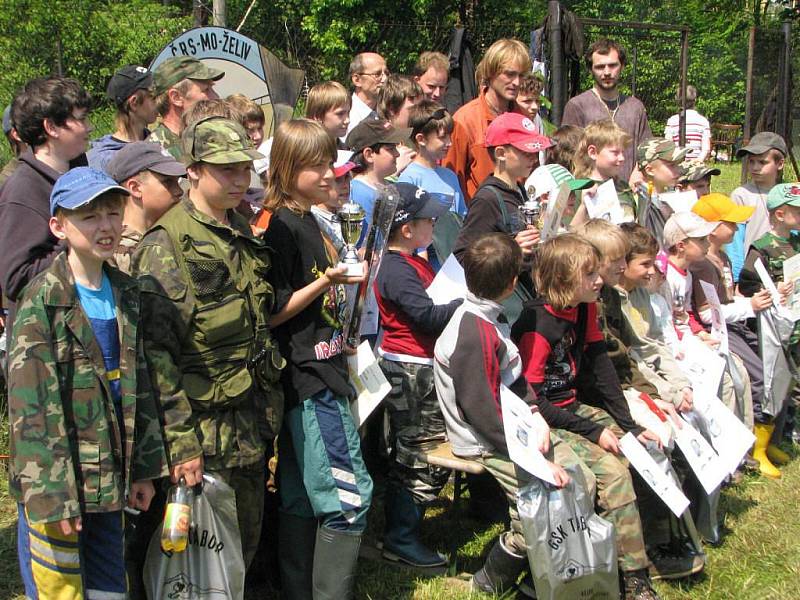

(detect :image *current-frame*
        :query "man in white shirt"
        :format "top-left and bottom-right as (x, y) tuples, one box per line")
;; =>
(664, 86), (711, 162)
(344, 52), (388, 138)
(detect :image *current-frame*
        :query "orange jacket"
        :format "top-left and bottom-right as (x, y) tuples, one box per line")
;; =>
(443, 91), (500, 203)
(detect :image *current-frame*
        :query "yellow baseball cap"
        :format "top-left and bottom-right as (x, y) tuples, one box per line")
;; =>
(692, 193), (754, 224)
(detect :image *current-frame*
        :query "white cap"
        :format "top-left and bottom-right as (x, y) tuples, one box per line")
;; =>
(662, 211), (719, 248)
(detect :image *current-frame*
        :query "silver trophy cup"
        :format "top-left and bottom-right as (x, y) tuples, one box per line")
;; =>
(520, 198), (542, 228)
(336, 201), (366, 276)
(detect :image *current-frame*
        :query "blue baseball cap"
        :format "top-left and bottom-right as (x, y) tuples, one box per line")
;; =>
(50, 167), (129, 215)
(391, 182), (449, 230)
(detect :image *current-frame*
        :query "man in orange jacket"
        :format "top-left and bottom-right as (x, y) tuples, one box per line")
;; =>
(444, 38), (532, 203)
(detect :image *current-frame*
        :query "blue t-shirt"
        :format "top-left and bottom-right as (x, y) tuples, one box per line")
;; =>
(398, 161), (467, 218)
(350, 178), (380, 225)
(76, 274), (123, 436)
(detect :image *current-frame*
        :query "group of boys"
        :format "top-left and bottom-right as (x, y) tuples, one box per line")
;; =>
(0, 32), (797, 600)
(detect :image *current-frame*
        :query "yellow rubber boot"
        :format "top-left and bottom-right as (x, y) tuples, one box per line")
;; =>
(767, 444), (791, 465)
(753, 423), (782, 479)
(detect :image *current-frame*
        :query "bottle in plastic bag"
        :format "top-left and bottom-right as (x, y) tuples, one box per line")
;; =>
(161, 478), (193, 553)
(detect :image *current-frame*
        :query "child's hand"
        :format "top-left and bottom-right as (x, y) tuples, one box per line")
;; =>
(597, 428), (621, 454)
(514, 227), (540, 255)
(777, 281), (793, 306)
(569, 201), (590, 228)
(697, 331), (720, 349)
(325, 263), (367, 285)
(531, 411), (551, 454)
(129, 480), (156, 512)
(548, 462), (571, 488)
(171, 456), (204, 486)
(395, 145), (416, 175)
(652, 397), (682, 429)
(57, 516), (82, 536)
(750, 289), (773, 312)
(637, 428), (662, 449)
(677, 387), (693, 412)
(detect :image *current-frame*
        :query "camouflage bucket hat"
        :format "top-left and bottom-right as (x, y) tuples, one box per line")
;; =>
(637, 139), (689, 169)
(181, 116), (264, 165)
(153, 56), (224, 95)
(678, 159), (721, 184)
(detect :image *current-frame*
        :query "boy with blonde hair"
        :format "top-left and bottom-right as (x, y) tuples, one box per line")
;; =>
(413, 51), (449, 102)
(573, 119), (636, 221)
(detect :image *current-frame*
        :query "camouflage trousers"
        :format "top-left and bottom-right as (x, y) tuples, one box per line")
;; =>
(555, 404), (649, 572)
(378, 359), (450, 505)
(207, 458), (266, 569)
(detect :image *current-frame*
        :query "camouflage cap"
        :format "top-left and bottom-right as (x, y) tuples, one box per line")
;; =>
(153, 56), (224, 95)
(766, 183), (800, 211)
(181, 116), (264, 165)
(678, 159), (721, 184)
(636, 139), (689, 169)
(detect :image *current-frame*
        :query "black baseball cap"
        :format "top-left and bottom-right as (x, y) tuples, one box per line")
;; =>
(346, 118), (411, 154)
(107, 65), (154, 107)
(391, 182), (449, 230)
(107, 141), (187, 183)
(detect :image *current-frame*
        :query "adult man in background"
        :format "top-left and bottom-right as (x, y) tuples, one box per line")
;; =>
(444, 38), (532, 202)
(413, 51), (449, 103)
(345, 52), (388, 137)
(149, 56), (223, 159)
(562, 38), (651, 183)
(664, 85), (711, 161)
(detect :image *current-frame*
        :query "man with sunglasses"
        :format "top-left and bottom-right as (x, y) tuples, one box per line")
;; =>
(345, 52), (389, 138)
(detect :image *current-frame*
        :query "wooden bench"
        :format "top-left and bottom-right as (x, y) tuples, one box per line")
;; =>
(413, 440), (486, 573)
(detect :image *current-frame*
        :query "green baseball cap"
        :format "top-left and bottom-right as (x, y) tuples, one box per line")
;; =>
(766, 183), (800, 211)
(153, 56), (224, 95)
(636, 138), (689, 169)
(181, 116), (264, 165)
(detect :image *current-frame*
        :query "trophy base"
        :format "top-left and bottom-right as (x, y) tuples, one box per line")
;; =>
(338, 261), (363, 277)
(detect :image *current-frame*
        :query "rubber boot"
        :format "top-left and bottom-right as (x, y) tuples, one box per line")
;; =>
(767, 444), (790, 465)
(278, 513), (317, 600)
(382, 487), (446, 567)
(471, 534), (528, 595)
(753, 423), (781, 479)
(312, 525), (361, 600)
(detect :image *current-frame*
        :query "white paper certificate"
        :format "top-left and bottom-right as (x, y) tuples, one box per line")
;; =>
(671, 418), (728, 495)
(619, 433), (690, 517)
(676, 334), (726, 399)
(426, 254), (467, 305)
(659, 190), (698, 213)
(690, 393), (756, 475)
(583, 179), (625, 224)
(782, 253), (800, 321)
(699, 280), (729, 355)
(755, 257), (794, 321)
(499, 385), (557, 484)
(347, 341), (391, 428)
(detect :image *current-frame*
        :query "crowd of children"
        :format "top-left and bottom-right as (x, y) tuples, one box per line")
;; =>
(0, 35), (798, 600)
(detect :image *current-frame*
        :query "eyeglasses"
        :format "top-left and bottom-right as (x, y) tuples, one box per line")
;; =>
(360, 70), (390, 79)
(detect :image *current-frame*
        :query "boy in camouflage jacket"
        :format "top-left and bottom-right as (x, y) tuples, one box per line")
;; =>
(9, 167), (167, 599)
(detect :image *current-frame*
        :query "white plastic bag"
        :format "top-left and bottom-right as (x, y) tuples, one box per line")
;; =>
(144, 475), (245, 600)
(517, 464), (619, 600)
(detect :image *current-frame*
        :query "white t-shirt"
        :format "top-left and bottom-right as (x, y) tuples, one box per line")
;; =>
(664, 109), (711, 161)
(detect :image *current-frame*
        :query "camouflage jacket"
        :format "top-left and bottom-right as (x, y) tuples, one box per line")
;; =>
(132, 198), (284, 472)
(148, 122), (182, 161)
(110, 225), (143, 275)
(739, 231), (800, 297)
(8, 252), (167, 524)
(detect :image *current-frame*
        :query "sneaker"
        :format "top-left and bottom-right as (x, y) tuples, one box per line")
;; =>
(622, 569), (661, 600)
(648, 546), (705, 580)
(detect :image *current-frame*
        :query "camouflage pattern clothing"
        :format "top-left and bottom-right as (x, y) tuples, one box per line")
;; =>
(110, 224), (143, 275)
(132, 197), (283, 472)
(148, 122), (182, 161)
(739, 231), (800, 296)
(378, 359), (449, 504)
(8, 252), (167, 524)
(153, 56), (224, 96)
(636, 139), (689, 171)
(554, 404), (649, 572)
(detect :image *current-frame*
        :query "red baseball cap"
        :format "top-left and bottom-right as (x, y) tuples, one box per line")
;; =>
(485, 112), (553, 153)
